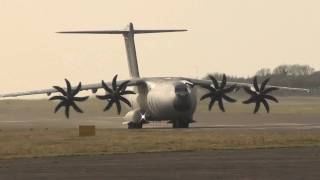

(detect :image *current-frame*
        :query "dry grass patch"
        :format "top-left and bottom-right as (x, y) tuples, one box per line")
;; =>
(0, 128), (320, 159)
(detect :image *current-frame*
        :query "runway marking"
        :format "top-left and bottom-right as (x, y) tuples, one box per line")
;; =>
(0, 117), (123, 123)
(204, 123), (318, 129)
(262, 123), (309, 126)
(0, 121), (28, 123)
(214, 125), (245, 127)
(212, 123), (310, 127)
(103, 117), (123, 119)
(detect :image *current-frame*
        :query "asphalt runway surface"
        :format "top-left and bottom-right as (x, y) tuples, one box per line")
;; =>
(0, 112), (319, 130)
(0, 147), (319, 180)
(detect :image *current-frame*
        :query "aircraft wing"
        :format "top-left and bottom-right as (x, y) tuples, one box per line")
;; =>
(185, 78), (311, 93)
(0, 78), (144, 98)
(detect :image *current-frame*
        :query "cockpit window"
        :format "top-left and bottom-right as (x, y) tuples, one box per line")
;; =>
(175, 84), (188, 93)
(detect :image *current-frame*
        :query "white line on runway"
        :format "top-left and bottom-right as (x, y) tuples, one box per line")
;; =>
(212, 123), (310, 127)
(0, 121), (28, 123)
(262, 123), (309, 126)
(213, 125), (245, 127)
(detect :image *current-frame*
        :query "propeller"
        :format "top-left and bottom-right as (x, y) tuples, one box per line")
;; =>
(49, 79), (89, 118)
(96, 75), (135, 114)
(200, 74), (237, 112)
(243, 76), (279, 113)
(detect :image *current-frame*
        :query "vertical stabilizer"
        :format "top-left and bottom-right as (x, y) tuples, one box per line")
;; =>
(57, 23), (187, 78)
(123, 23), (140, 78)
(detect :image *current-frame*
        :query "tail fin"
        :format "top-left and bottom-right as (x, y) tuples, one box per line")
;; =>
(58, 22), (187, 78)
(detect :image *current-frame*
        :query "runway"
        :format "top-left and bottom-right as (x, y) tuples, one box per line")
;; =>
(0, 112), (319, 130)
(0, 147), (319, 180)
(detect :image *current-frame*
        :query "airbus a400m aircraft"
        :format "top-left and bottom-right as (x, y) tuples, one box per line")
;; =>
(0, 23), (310, 128)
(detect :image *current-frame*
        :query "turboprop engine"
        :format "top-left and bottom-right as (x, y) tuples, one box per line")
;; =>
(123, 109), (147, 129)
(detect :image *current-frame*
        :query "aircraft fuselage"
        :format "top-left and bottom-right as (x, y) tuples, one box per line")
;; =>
(128, 78), (197, 123)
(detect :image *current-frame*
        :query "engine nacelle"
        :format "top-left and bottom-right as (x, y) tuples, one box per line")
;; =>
(123, 109), (146, 128)
(123, 109), (143, 124)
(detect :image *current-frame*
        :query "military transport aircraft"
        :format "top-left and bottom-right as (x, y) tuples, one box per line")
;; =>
(0, 23), (310, 128)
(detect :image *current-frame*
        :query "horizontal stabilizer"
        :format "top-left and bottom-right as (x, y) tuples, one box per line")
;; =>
(57, 30), (127, 34)
(57, 23), (187, 78)
(57, 29), (187, 34)
(134, 29), (187, 34)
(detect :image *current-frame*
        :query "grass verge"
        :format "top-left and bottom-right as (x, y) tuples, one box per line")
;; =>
(0, 128), (320, 159)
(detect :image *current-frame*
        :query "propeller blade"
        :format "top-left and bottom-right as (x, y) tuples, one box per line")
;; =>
(222, 94), (236, 103)
(243, 96), (256, 104)
(104, 100), (114, 111)
(71, 102), (83, 113)
(264, 95), (279, 103)
(96, 94), (112, 100)
(243, 86), (256, 96)
(65, 79), (72, 95)
(262, 87), (279, 95)
(253, 101), (261, 114)
(115, 100), (121, 114)
(119, 96), (132, 107)
(200, 92), (214, 101)
(260, 78), (270, 92)
(72, 82), (82, 96)
(220, 74), (227, 89)
(253, 76), (260, 92)
(102, 80), (113, 93)
(54, 101), (67, 113)
(53, 86), (67, 96)
(261, 99), (270, 113)
(98, 75), (135, 114)
(200, 74), (236, 112)
(112, 75), (118, 91)
(208, 98), (216, 111)
(218, 99), (225, 112)
(65, 105), (70, 118)
(209, 75), (219, 89)
(51, 80), (87, 118)
(73, 96), (89, 102)
(49, 96), (66, 101)
(243, 76), (278, 114)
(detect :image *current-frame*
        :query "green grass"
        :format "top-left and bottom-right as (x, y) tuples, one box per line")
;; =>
(0, 128), (320, 159)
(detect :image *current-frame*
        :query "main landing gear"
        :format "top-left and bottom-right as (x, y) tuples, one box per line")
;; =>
(127, 121), (143, 129)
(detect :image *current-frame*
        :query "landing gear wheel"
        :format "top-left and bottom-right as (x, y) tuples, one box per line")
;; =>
(128, 122), (143, 129)
(172, 120), (189, 128)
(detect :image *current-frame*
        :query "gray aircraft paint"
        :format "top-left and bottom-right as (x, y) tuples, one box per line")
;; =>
(126, 79), (197, 121)
(0, 23), (311, 128)
(123, 23), (140, 78)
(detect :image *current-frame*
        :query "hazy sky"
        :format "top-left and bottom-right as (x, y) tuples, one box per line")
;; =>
(1, 0), (320, 93)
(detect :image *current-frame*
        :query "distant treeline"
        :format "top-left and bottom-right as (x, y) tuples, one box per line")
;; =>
(205, 64), (320, 96)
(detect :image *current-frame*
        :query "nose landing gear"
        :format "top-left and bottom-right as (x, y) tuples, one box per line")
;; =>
(170, 119), (191, 128)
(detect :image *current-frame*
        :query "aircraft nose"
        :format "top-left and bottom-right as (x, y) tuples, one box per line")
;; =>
(173, 91), (191, 112)
(173, 93), (191, 112)
(176, 91), (188, 97)
(173, 83), (192, 112)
